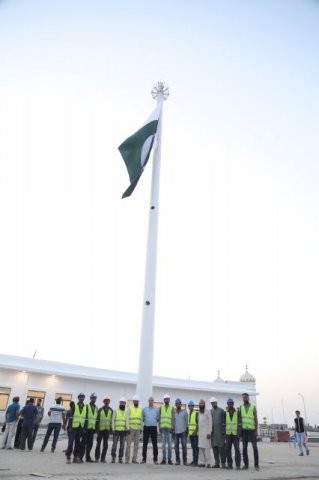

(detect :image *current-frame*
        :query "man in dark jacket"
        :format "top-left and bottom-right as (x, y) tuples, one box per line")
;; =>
(20, 398), (38, 451)
(294, 410), (309, 456)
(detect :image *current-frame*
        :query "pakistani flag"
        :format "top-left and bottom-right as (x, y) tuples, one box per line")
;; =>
(119, 104), (161, 198)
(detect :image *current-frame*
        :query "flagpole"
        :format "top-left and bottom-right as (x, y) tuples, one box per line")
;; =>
(136, 82), (169, 406)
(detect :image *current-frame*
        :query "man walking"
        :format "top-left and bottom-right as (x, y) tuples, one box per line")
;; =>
(85, 393), (98, 462)
(198, 399), (212, 468)
(187, 400), (199, 466)
(65, 393), (87, 464)
(40, 396), (66, 452)
(294, 410), (309, 456)
(240, 392), (259, 471)
(210, 397), (226, 469)
(95, 395), (113, 463)
(111, 397), (129, 463)
(141, 396), (159, 464)
(32, 398), (44, 445)
(159, 394), (174, 465)
(20, 398), (38, 451)
(125, 395), (142, 464)
(173, 398), (188, 465)
(224, 398), (241, 470)
(1, 396), (20, 450)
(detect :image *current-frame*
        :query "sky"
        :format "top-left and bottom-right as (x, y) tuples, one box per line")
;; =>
(0, 0), (319, 425)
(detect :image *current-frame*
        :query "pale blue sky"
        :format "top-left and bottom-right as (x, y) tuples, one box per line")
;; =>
(0, 0), (319, 424)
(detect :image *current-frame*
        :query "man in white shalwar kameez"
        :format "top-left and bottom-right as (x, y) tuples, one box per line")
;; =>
(198, 399), (212, 468)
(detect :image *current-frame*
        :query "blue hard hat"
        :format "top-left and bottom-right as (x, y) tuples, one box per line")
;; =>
(175, 398), (182, 404)
(188, 400), (195, 406)
(227, 397), (234, 404)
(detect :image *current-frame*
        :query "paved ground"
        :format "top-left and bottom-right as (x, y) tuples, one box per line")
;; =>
(0, 435), (318, 480)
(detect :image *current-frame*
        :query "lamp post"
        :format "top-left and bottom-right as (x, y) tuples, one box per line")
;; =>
(271, 407), (274, 425)
(298, 393), (308, 427)
(281, 398), (287, 426)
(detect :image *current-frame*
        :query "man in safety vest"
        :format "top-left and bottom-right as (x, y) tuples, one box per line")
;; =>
(65, 392), (87, 464)
(187, 400), (199, 466)
(224, 398), (241, 470)
(240, 393), (259, 471)
(95, 395), (113, 463)
(125, 395), (143, 464)
(111, 397), (129, 463)
(85, 393), (98, 462)
(159, 393), (174, 465)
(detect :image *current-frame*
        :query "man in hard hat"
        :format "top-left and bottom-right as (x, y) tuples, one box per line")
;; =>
(240, 393), (259, 471)
(187, 400), (199, 466)
(159, 394), (174, 465)
(95, 395), (113, 463)
(210, 397), (226, 469)
(198, 399), (212, 467)
(174, 398), (188, 465)
(141, 396), (159, 465)
(85, 393), (98, 462)
(125, 395), (143, 464)
(111, 397), (129, 464)
(224, 398), (241, 470)
(65, 393), (87, 464)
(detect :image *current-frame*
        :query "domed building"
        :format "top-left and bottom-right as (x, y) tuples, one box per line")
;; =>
(213, 369), (225, 383)
(240, 364), (256, 384)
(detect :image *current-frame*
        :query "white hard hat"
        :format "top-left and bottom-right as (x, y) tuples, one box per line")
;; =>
(132, 395), (139, 401)
(119, 397), (127, 403)
(163, 393), (170, 399)
(210, 396), (217, 403)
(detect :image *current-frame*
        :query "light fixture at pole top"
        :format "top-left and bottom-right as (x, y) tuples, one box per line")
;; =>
(151, 81), (169, 101)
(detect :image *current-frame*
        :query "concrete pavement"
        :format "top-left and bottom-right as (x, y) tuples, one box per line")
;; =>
(0, 434), (318, 480)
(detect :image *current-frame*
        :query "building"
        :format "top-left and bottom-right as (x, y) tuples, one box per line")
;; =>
(0, 354), (257, 422)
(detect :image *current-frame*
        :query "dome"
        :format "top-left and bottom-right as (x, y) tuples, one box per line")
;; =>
(240, 364), (256, 383)
(213, 369), (224, 383)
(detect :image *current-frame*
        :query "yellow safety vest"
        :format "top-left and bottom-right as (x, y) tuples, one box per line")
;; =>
(226, 410), (238, 435)
(114, 408), (127, 431)
(160, 404), (173, 429)
(241, 404), (255, 430)
(129, 407), (142, 429)
(72, 404), (87, 428)
(188, 410), (198, 436)
(99, 408), (112, 431)
(87, 403), (98, 429)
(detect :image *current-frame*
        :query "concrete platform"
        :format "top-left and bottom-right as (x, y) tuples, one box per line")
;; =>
(0, 436), (318, 480)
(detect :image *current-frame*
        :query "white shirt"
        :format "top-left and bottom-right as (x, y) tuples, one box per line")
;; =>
(48, 404), (65, 423)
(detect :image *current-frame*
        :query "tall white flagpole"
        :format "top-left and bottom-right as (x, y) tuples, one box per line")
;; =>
(136, 82), (169, 406)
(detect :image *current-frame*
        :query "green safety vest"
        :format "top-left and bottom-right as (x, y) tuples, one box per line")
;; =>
(188, 410), (198, 436)
(99, 408), (112, 431)
(87, 403), (98, 429)
(114, 408), (127, 431)
(72, 404), (87, 428)
(160, 404), (173, 429)
(241, 404), (255, 430)
(226, 410), (238, 435)
(129, 407), (142, 429)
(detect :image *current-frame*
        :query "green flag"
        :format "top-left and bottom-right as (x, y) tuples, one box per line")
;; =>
(119, 104), (161, 198)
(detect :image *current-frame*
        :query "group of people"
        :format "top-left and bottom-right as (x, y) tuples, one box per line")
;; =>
(1, 391), (261, 471)
(1, 396), (44, 451)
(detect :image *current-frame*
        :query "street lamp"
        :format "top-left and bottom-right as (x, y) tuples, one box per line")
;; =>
(271, 407), (275, 425)
(298, 393), (308, 427)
